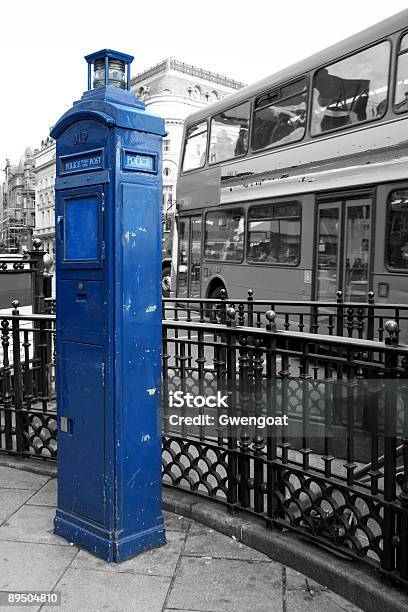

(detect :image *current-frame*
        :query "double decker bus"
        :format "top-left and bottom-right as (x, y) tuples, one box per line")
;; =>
(174, 10), (408, 308)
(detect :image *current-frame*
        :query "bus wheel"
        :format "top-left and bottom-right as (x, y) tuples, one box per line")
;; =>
(162, 266), (171, 297)
(207, 285), (227, 322)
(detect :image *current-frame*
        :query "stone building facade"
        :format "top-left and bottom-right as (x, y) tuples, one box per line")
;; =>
(0, 148), (36, 253)
(33, 137), (56, 255)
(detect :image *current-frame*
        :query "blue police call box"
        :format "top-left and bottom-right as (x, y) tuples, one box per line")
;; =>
(51, 50), (166, 561)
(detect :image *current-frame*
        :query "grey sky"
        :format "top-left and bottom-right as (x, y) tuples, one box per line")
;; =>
(1, 0), (407, 168)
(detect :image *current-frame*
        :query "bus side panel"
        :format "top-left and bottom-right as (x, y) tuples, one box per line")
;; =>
(178, 167), (221, 211)
(202, 193), (315, 301)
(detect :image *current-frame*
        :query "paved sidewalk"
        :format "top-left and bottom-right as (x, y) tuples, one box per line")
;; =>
(0, 465), (361, 612)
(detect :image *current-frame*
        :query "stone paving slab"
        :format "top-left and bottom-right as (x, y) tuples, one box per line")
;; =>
(165, 556), (284, 612)
(0, 488), (35, 520)
(41, 567), (171, 612)
(0, 540), (77, 591)
(285, 567), (329, 592)
(185, 524), (270, 561)
(162, 509), (198, 531)
(25, 479), (56, 507)
(72, 531), (186, 577)
(0, 504), (68, 546)
(0, 466), (48, 490)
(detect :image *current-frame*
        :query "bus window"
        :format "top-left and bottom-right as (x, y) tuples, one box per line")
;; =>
(182, 122), (208, 172)
(311, 41), (390, 135)
(247, 202), (301, 265)
(251, 78), (308, 151)
(394, 33), (408, 112)
(204, 210), (244, 262)
(209, 102), (250, 164)
(387, 190), (408, 269)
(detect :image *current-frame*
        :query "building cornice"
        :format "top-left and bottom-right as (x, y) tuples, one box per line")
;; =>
(132, 58), (245, 90)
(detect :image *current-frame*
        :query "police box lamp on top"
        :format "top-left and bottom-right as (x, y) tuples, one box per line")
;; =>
(84, 49), (134, 91)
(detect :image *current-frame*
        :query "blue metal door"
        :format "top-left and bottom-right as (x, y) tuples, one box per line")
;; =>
(55, 184), (107, 525)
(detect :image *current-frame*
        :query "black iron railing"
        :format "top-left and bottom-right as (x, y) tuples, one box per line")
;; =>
(1, 300), (408, 586)
(162, 311), (408, 587)
(0, 302), (56, 457)
(164, 289), (408, 342)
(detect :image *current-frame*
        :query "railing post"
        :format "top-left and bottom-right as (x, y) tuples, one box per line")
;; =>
(265, 310), (285, 524)
(238, 334), (251, 508)
(28, 238), (45, 314)
(220, 288), (227, 325)
(225, 314), (238, 511)
(11, 301), (25, 453)
(38, 319), (50, 411)
(252, 338), (265, 514)
(336, 290), (344, 337)
(382, 320), (399, 573)
(247, 289), (254, 327)
(1, 319), (13, 451)
(367, 291), (375, 340)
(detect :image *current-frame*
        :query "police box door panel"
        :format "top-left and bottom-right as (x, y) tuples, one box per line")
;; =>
(55, 184), (107, 525)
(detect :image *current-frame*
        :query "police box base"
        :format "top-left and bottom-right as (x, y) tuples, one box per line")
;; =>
(54, 509), (166, 562)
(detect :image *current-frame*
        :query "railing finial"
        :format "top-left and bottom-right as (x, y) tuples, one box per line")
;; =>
(11, 300), (20, 315)
(265, 310), (276, 332)
(226, 306), (236, 327)
(385, 319), (399, 345)
(32, 238), (43, 251)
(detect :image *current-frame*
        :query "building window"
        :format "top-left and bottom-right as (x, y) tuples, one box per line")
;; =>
(163, 139), (171, 152)
(162, 186), (173, 213)
(192, 86), (201, 100)
(163, 167), (171, 177)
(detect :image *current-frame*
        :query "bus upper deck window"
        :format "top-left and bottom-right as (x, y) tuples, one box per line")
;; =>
(394, 33), (408, 112)
(251, 79), (308, 152)
(209, 102), (250, 164)
(387, 190), (408, 270)
(311, 41), (390, 135)
(182, 122), (208, 172)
